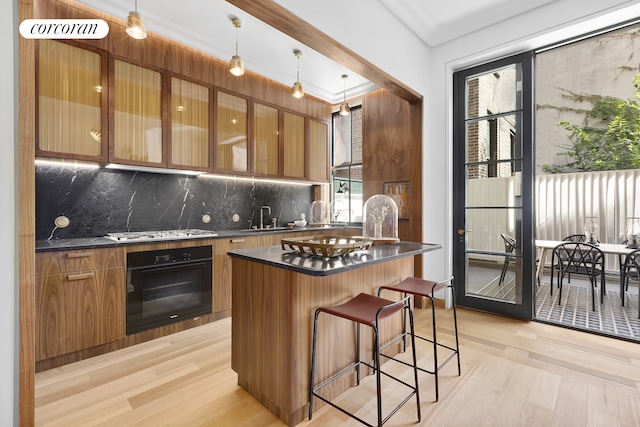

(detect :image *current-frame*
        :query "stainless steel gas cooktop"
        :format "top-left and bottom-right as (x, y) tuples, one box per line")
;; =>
(105, 229), (218, 242)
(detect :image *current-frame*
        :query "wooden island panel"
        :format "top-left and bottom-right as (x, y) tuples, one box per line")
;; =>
(231, 255), (413, 426)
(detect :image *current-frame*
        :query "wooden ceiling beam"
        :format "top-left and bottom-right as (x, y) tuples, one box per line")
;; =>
(227, 0), (422, 103)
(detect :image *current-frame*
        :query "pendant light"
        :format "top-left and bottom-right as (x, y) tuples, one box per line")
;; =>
(291, 49), (304, 99)
(339, 74), (350, 116)
(229, 17), (244, 77)
(125, 0), (147, 40)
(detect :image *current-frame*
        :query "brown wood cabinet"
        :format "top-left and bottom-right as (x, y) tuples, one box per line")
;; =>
(283, 111), (305, 179)
(36, 40), (108, 162)
(111, 59), (163, 166)
(213, 236), (256, 314)
(33, 230), (358, 369)
(36, 40), (331, 182)
(35, 247), (125, 361)
(169, 76), (211, 170)
(215, 90), (248, 173)
(308, 118), (330, 182)
(253, 102), (280, 176)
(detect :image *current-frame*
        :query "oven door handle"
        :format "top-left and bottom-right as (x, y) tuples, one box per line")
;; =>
(132, 259), (211, 273)
(127, 258), (211, 270)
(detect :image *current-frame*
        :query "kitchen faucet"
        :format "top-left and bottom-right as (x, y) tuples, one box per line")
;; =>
(260, 205), (271, 229)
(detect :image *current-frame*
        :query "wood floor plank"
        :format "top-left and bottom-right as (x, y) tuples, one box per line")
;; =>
(618, 392), (640, 426)
(35, 309), (640, 427)
(527, 369), (562, 410)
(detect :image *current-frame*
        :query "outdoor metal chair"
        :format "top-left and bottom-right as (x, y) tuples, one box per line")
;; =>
(560, 234), (596, 284)
(563, 234), (586, 242)
(499, 233), (516, 286)
(551, 242), (605, 311)
(620, 249), (640, 312)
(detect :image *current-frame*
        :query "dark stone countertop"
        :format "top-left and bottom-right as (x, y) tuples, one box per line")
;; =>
(35, 225), (361, 252)
(227, 241), (442, 276)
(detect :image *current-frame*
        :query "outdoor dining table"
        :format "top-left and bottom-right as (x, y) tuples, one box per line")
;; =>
(535, 240), (637, 303)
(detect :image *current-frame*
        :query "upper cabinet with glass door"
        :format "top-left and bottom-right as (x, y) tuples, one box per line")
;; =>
(308, 118), (329, 182)
(253, 102), (280, 176)
(283, 111), (305, 179)
(37, 39), (330, 181)
(216, 91), (248, 174)
(37, 40), (107, 161)
(169, 76), (211, 171)
(111, 59), (163, 166)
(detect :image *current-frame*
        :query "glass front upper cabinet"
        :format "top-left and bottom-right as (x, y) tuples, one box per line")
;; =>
(170, 77), (210, 170)
(216, 91), (248, 173)
(283, 111), (305, 178)
(112, 59), (163, 165)
(309, 118), (329, 181)
(37, 40), (107, 160)
(253, 102), (280, 176)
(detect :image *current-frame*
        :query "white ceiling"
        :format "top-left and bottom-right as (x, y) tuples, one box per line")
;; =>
(73, 0), (556, 103)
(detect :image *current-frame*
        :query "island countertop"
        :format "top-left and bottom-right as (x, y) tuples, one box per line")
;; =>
(227, 241), (441, 276)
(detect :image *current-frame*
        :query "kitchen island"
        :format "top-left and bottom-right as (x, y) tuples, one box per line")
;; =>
(228, 241), (441, 426)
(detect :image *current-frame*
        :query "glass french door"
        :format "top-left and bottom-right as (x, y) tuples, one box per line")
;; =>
(452, 52), (535, 319)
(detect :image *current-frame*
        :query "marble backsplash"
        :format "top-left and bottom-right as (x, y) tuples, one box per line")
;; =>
(35, 164), (314, 241)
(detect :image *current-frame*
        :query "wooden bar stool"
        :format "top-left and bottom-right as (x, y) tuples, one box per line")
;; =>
(308, 292), (421, 427)
(378, 276), (460, 401)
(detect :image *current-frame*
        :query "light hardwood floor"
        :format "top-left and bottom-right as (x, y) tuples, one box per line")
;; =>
(35, 307), (640, 426)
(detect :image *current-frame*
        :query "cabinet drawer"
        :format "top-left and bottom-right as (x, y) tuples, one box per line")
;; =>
(35, 266), (125, 360)
(36, 247), (124, 276)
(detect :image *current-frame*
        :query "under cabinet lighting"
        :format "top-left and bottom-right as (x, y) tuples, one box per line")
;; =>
(35, 159), (100, 169)
(198, 173), (313, 186)
(105, 163), (203, 176)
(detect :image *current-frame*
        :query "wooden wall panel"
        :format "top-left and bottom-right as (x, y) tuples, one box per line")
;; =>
(363, 89), (423, 274)
(19, 0), (36, 424)
(363, 90), (410, 197)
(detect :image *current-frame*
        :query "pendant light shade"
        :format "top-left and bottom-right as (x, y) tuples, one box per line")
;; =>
(229, 18), (244, 77)
(292, 81), (304, 99)
(291, 49), (304, 98)
(126, 0), (147, 40)
(339, 74), (350, 116)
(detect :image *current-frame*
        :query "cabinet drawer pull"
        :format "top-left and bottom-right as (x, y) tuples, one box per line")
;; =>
(66, 251), (95, 259)
(67, 272), (95, 281)
(230, 239), (246, 243)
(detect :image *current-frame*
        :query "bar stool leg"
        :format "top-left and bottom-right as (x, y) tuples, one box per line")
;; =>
(373, 324), (383, 426)
(451, 284), (461, 376)
(356, 323), (361, 384)
(407, 302), (422, 422)
(428, 294), (439, 401)
(308, 309), (320, 420)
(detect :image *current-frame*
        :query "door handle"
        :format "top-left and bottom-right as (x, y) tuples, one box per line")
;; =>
(457, 229), (472, 235)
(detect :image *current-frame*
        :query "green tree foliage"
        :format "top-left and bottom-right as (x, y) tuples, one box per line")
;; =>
(542, 74), (640, 173)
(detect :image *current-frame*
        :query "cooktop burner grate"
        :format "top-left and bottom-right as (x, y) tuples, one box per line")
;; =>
(106, 229), (218, 241)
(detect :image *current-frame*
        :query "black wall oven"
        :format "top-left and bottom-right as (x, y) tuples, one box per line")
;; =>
(126, 245), (212, 335)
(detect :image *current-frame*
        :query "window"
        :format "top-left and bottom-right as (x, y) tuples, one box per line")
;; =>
(332, 105), (363, 223)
